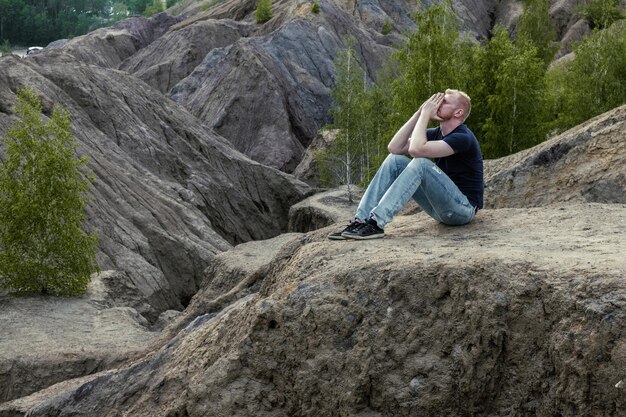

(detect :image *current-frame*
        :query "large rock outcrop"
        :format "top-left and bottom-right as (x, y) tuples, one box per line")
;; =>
(0, 51), (310, 315)
(485, 104), (626, 208)
(127, 0), (419, 171)
(51, 13), (183, 69)
(119, 18), (251, 94)
(1, 203), (624, 416)
(167, 0), (401, 171)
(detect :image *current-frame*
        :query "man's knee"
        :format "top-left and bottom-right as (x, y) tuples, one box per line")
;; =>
(380, 153), (410, 170)
(384, 153), (409, 164)
(407, 157), (433, 171)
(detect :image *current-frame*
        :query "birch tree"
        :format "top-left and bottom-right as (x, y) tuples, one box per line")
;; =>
(481, 26), (547, 157)
(0, 88), (98, 296)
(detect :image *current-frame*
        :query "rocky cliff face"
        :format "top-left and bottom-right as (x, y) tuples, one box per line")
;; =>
(0, 51), (310, 316)
(1, 105), (624, 417)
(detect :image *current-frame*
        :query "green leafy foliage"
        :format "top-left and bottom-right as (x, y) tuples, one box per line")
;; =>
(311, 1), (320, 14)
(389, 2), (472, 130)
(111, 2), (130, 23)
(382, 19), (392, 35)
(143, 0), (165, 16)
(481, 26), (548, 156)
(318, 45), (367, 194)
(0, 0), (153, 46)
(0, 87), (98, 296)
(317, 43), (392, 196)
(548, 21), (626, 129)
(579, 0), (624, 29)
(0, 39), (10, 56)
(256, 0), (272, 24)
(516, 0), (557, 66)
(324, 2), (625, 173)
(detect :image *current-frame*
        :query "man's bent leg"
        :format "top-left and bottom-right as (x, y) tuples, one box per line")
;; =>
(412, 163), (475, 225)
(368, 158), (432, 228)
(355, 154), (411, 220)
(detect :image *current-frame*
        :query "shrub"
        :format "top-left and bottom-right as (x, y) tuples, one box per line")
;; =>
(0, 40), (11, 57)
(578, 0), (624, 29)
(143, 0), (165, 16)
(0, 87), (98, 296)
(311, 2), (320, 14)
(256, 0), (272, 24)
(382, 19), (392, 35)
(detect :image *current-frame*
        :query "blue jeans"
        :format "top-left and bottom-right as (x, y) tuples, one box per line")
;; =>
(356, 154), (476, 228)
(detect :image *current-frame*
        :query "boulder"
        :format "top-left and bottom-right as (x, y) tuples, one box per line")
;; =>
(2, 204), (624, 416)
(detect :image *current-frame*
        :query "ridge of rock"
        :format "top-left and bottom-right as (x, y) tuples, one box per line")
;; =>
(120, 18), (251, 94)
(0, 51), (311, 316)
(485, 104), (626, 207)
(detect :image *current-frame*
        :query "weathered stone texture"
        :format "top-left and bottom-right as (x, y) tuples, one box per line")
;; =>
(0, 52), (310, 316)
(120, 19), (251, 93)
(1, 204), (624, 416)
(485, 105), (626, 208)
(0, 273), (157, 403)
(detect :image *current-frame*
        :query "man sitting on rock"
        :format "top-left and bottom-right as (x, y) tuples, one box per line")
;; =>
(329, 89), (484, 240)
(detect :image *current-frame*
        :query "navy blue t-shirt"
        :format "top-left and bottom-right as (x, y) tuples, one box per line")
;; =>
(427, 124), (484, 209)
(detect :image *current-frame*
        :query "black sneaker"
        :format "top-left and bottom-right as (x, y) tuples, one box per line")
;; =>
(328, 219), (364, 240)
(342, 218), (384, 240)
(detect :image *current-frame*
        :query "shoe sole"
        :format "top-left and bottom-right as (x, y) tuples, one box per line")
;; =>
(341, 233), (385, 240)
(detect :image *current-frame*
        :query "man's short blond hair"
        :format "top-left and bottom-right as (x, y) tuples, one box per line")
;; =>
(445, 89), (471, 122)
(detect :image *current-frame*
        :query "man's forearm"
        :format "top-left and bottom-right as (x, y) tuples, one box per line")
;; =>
(387, 110), (421, 153)
(408, 113), (430, 154)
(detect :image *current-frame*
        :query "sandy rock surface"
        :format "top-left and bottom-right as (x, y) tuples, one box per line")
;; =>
(288, 185), (362, 232)
(0, 275), (157, 403)
(1, 203), (624, 416)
